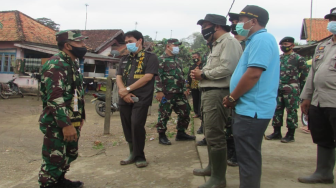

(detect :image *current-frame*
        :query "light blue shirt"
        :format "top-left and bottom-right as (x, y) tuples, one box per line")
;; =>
(230, 29), (280, 119)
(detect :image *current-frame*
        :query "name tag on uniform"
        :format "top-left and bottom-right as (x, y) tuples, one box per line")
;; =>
(134, 74), (145, 79)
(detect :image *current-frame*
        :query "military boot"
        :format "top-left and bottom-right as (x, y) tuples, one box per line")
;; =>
(298, 146), (335, 184)
(57, 172), (84, 188)
(199, 148), (227, 188)
(197, 123), (204, 134)
(281, 128), (295, 143)
(193, 146), (211, 176)
(196, 138), (207, 146)
(176, 130), (196, 141)
(40, 185), (57, 188)
(159, 133), (171, 145)
(120, 142), (134, 165)
(227, 150), (238, 167)
(265, 126), (282, 140)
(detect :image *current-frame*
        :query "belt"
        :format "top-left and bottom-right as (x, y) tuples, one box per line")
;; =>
(200, 87), (228, 92)
(71, 122), (81, 127)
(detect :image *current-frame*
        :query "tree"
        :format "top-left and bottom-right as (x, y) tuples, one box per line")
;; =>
(36, 18), (60, 31)
(143, 35), (153, 42)
(181, 32), (206, 50)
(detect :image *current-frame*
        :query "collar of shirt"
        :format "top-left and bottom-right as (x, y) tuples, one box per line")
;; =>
(129, 50), (144, 59)
(213, 33), (230, 46)
(162, 52), (176, 59)
(280, 51), (295, 58)
(59, 51), (78, 69)
(245, 29), (267, 46)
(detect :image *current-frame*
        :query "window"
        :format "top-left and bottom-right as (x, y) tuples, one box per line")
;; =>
(0, 52), (16, 73)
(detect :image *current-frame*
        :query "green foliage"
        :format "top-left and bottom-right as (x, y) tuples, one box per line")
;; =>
(144, 35), (153, 42)
(36, 17), (60, 31)
(167, 131), (176, 138)
(93, 142), (104, 150)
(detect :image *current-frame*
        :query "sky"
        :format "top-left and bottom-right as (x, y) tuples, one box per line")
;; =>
(1, 0), (334, 45)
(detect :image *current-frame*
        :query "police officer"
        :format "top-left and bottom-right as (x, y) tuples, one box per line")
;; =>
(266, 36), (308, 143)
(155, 38), (195, 145)
(191, 14), (242, 188)
(116, 30), (159, 168)
(298, 7), (336, 184)
(38, 30), (87, 188)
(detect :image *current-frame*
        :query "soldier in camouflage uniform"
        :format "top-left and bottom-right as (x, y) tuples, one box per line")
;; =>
(38, 30), (87, 188)
(266, 36), (309, 143)
(155, 38), (195, 145)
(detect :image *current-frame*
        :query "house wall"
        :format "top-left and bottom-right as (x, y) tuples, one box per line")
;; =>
(99, 46), (112, 56)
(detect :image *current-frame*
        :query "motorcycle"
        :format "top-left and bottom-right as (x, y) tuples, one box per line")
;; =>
(91, 93), (119, 117)
(0, 76), (24, 99)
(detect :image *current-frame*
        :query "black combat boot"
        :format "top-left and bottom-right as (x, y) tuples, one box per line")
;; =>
(196, 138), (207, 146)
(176, 130), (196, 141)
(227, 150), (238, 167)
(298, 146), (335, 184)
(40, 185), (57, 188)
(159, 133), (171, 145)
(227, 139), (238, 167)
(197, 123), (204, 134)
(57, 172), (84, 188)
(281, 128), (295, 143)
(265, 126), (282, 140)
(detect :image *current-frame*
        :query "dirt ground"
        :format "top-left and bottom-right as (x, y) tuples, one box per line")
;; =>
(0, 93), (336, 188)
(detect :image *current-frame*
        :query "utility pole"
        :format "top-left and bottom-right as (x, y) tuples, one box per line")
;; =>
(85, 4), (89, 30)
(170, 30), (172, 38)
(309, 0), (313, 45)
(155, 31), (158, 41)
(135, 22), (138, 30)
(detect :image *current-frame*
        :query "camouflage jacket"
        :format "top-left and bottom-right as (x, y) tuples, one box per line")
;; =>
(39, 51), (85, 128)
(155, 52), (186, 94)
(279, 52), (309, 91)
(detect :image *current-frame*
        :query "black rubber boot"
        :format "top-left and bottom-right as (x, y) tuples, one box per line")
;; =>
(159, 133), (171, 145)
(196, 138), (207, 146)
(120, 142), (134, 165)
(197, 123), (204, 134)
(175, 130), (196, 141)
(298, 146), (335, 184)
(57, 172), (84, 188)
(193, 146), (211, 176)
(198, 148), (227, 188)
(265, 126), (282, 140)
(281, 128), (295, 143)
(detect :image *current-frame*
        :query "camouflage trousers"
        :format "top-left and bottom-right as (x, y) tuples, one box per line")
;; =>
(156, 93), (191, 133)
(272, 84), (300, 129)
(38, 122), (80, 187)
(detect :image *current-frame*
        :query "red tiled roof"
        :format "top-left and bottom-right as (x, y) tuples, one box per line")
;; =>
(0, 10), (57, 45)
(301, 18), (332, 42)
(80, 30), (123, 53)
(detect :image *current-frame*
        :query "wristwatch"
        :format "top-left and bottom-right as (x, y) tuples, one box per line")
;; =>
(228, 95), (236, 103)
(126, 87), (131, 91)
(201, 72), (207, 80)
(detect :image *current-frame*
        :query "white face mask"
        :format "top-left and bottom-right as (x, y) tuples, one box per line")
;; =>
(171, 47), (179, 55)
(327, 21), (336, 34)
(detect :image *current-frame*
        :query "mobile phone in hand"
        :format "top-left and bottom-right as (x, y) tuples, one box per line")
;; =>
(131, 97), (139, 102)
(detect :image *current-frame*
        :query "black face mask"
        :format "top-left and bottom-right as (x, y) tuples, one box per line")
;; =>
(193, 58), (199, 63)
(280, 45), (292, 53)
(230, 24), (238, 35)
(202, 26), (216, 40)
(69, 44), (87, 59)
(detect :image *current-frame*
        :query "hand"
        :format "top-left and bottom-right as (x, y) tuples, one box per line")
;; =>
(123, 93), (136, 104)
(156, 92), (165, 102)
(223, 96), (237, 109)
(184, 89), (190, 96)
(191, 67), (203, 80)
(62, 125), (78, 142)
(301, 99), (311, 115)
(79, 119), (85, 130)
(118, 87), (129, 98)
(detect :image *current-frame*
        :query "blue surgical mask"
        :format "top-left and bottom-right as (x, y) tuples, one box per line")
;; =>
(171, 47), (179, 55)
(126, 42), (138, 53)
(236, 20), (253, 37)
(327, 21), (336, 34)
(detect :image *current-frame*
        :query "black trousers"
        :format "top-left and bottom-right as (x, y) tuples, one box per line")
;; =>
(191, 89), (201, 116)
(309, 105), (336, 149)
(119, 103), (149, 161)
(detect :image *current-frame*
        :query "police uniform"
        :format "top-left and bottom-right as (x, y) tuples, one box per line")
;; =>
(38, 30), (87, 188)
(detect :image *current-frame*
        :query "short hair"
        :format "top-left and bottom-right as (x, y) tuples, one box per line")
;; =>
(192, 52), (201, 57)
(57, 41), (67, 50)
(219, 25), (231, 32)
(124, 30), (144, 46)
(258, 20), (267, 27)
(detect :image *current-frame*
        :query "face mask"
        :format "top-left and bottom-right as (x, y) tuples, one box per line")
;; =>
(126, 42), (139, 53)
(171, 47), (179, 55)
(236, 20), (253, 37)
(69, 44), (87, 59)
(327, 21), (336, 34)
(280, 45), (292, 53)
(202, 26), (216, 40)
(230, 24), (238, 35)
(193, 58), (199, 63)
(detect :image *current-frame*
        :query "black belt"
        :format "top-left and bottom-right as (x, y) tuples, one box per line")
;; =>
(200, 87), (228, 92)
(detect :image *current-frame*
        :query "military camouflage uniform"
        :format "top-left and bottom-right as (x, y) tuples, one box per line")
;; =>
(155, 52), (190, 133)
(38, 31), (86, 187)
(272, 52), (308, 129)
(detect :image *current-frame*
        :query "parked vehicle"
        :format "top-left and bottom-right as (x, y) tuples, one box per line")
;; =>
(91, 93), (118, 117)
(0, 76), (24, 99)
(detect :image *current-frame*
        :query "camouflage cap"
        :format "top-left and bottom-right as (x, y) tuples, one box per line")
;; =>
(163, 38), (182, 46)
(56, 30), (88, 43)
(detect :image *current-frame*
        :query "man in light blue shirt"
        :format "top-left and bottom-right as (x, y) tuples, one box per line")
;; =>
(223, 5), (280, 188)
